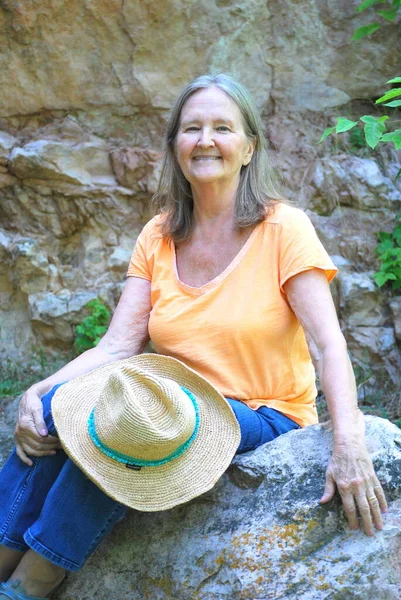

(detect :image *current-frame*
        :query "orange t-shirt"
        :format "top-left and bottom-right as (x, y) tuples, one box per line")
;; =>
(127, 202), (338, 427)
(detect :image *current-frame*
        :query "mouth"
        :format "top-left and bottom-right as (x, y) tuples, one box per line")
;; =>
(193, 156), (222, 161)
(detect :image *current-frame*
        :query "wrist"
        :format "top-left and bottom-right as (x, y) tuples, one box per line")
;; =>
(332, 408), (365, 447)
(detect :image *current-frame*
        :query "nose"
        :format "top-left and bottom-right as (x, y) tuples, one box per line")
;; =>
(197, 127), (215, 148)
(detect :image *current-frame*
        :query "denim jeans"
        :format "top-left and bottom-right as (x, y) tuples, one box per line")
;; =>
(0, 385), (300, 571)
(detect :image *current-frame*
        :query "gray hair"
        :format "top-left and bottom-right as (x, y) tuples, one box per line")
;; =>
(152, 73), (284, 242)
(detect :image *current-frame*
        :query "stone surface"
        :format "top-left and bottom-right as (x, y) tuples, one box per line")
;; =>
(0, 407), (399, 599)
(43, 416), (400, 600)
(390, 297), (401, 343)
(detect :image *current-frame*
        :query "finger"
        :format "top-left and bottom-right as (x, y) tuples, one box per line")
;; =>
(20, 443), (57, 458)
(339, 492), (359, 530)
(25, 434), (61, 447)
(15, 443), (33, 467)
(366, 492), (384, 530)
(31, 405), (48, 437)
(16, 428), (60, 446)
(355, 494), (374, 536)
(373, 482), (388, 513)
(21, 440), (61, 453)
(320, 473), (336, 504)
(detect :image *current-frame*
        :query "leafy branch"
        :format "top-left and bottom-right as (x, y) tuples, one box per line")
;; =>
(318, 77), (401, 155)
(373, 212), (401, 289)
(353, 0), (401, 40)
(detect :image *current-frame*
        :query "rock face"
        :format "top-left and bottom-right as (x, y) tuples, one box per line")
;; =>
(47, 416), (401, 600)
(0, 1), (401, 409)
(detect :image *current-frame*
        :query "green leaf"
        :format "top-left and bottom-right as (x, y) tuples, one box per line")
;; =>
(336, 118), (358, 133)
(352, 23), (381, 39)
(318, 126), (335, 144)
(375, 88), (401, 104)
(380, 129), (401, 149)
(386, 77), (401, 84)
(356, 0), (385, 11)
(376, 7), (399, 20)
(363, 121), (385, 148)
(377, 231), (393, 242)
(384, 99), (401, 107)
(395, 167), (401, 183)
(360, 115), (388, 125)
(373, 271), (394, 287)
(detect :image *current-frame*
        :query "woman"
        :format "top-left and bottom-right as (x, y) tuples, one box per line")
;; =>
(0, 73), (387, 599)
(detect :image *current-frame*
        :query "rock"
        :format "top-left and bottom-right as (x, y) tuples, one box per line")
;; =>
(346, 326), (401, 389)
(311, 156), (401, 215)
(9, 139), (116, 187)
(338, 271), (389, 327)
(0, 131), (18, 164)
(390, 297), (401, 343)
(110, 147), (163, 193)
(47, 416), (401, 600)
(28, 289), (99, 345)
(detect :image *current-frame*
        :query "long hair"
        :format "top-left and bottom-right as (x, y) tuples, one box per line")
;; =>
(152, 73), (284, 242)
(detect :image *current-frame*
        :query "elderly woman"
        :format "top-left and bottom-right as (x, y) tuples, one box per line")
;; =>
(0, 73), (387, 599)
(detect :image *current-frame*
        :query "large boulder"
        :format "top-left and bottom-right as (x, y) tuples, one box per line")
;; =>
(47, 416), (401, 600)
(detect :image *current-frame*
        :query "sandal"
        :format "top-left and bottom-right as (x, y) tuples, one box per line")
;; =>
(0, 580), (47, 599)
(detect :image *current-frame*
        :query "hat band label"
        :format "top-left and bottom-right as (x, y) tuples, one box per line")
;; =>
(87, 386), (200, 469)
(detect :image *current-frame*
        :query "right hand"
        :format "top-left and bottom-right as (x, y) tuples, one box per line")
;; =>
(15, 387), (62, 466)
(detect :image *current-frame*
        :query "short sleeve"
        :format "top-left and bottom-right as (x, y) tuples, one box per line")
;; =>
(278, 208), (338, 292)
(126, 217), (163, 281)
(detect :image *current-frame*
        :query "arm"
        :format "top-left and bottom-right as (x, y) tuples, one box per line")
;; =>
(16, 276), (151, 465)
(283, 268), (388, 536)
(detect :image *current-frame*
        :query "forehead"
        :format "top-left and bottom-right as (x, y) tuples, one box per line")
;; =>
(180, 86), (244, 124)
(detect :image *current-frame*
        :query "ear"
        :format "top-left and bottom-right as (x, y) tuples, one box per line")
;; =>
(243, 139), (256, 166)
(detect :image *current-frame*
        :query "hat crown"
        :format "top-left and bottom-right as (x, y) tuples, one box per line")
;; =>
(93, 366), (197, 462)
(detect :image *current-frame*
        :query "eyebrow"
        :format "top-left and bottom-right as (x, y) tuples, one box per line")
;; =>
(180, 117), (236, 128)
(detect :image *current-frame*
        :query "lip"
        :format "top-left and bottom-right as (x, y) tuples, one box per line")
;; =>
(193, 156), (222, 160)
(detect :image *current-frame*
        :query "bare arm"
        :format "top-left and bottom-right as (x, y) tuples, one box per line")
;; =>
(283, 268), (387, 535)
(16, 276), (151, 465)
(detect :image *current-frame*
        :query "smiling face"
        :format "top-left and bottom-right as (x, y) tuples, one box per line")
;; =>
(175, 86), (255, 189)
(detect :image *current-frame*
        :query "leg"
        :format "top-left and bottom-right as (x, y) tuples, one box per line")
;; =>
(6, 455), (127, 597)
(226, 399), (300, 454)
(6, 549), (65, 597)
(0, 386), (68, 577)
(0, 547), (25, 582)
(1, 384), (127, 596)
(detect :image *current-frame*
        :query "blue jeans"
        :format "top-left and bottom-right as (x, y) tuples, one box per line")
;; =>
(0, 385), (300, 571)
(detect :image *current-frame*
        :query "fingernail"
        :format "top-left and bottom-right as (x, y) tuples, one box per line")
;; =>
(41, 429), (47, 436)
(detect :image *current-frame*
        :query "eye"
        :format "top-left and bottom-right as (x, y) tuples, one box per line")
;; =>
(185, 126), (200, 132)
(217, 126), (230, 132)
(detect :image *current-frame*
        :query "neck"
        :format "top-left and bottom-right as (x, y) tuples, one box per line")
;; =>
(191, 178), (239, 231)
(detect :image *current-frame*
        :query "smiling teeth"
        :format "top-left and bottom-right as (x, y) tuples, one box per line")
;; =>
(194, 157), (221, 160)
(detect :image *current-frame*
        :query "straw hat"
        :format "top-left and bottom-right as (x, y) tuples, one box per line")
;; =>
(52, 354), (241, 512)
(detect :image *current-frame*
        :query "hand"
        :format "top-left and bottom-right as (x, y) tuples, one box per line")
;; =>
(15, 387), (62, 466)
(320, 444), (388, 536)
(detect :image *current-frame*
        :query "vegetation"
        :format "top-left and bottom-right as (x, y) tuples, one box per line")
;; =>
(0, 351), (65, 402)
(352, 0), (401, 41)
(74, 299), (111, 354)
(318, 1), (401, 180)
(373, 212), (401, 289)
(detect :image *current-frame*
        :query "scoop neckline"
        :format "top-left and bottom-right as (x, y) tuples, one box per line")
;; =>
(172, 221), (264, 296)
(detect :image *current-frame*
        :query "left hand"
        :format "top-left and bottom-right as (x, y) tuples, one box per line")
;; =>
(320, 444), (388, 536)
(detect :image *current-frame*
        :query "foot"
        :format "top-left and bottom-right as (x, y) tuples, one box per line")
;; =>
(8, 550), (65, 598)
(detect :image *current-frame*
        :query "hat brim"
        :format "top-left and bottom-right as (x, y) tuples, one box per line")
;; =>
(52, 354), (241, 512)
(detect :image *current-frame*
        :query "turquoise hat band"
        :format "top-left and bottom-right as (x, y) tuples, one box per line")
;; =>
(87, 386), (200, 468)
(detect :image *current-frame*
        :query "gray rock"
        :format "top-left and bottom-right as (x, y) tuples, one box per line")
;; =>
(338, 271), (389, 327)
(49, 416), (401, 600)
(390, 297), (401, 343)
